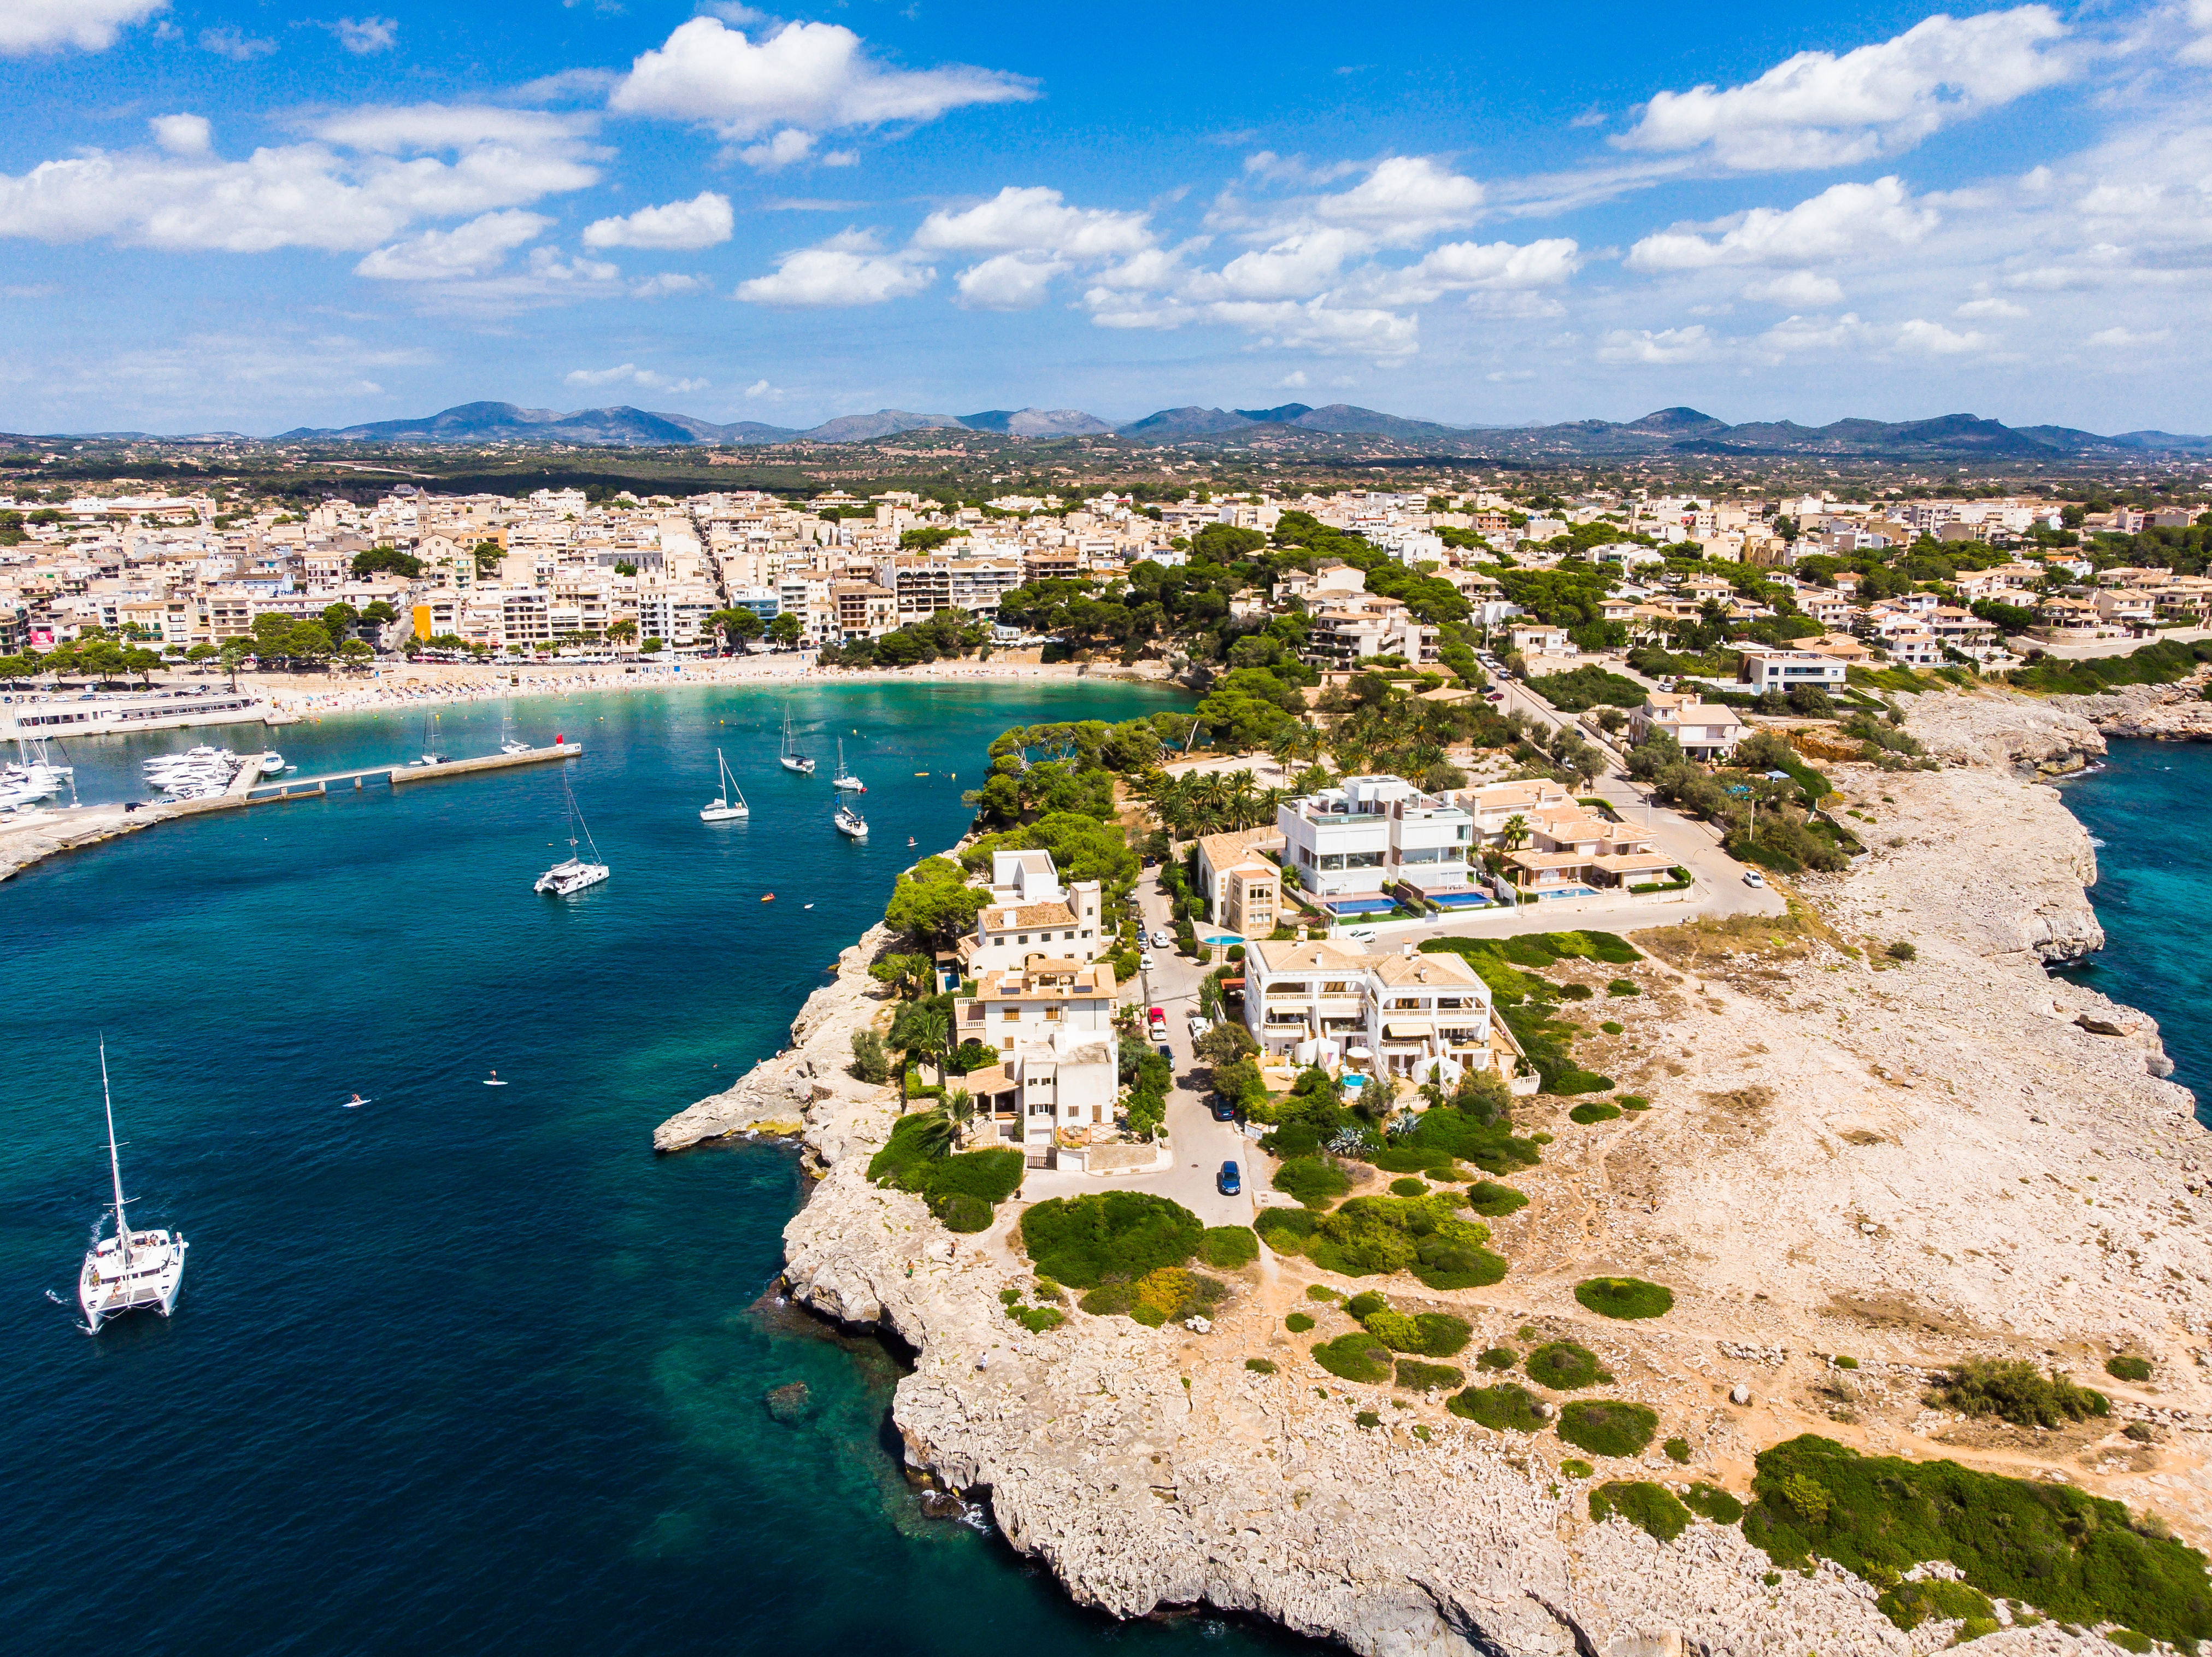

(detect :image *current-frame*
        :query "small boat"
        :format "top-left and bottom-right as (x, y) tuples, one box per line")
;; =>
(258, 752), (289, 775)
(803, 902), (815, 909)
(701, 749), (750, 821)
(409, 710), (448, 767)
(833, 800), (868, 839)
(536, 773), (609, 896)
(498, 712), (530, 756)
(761, 893), (775, 903)
(832, 738), (864, 793)
(78, 1040), (187, 1333)
(780, 710), (815, 775)
(345, 1094), (368, 1108)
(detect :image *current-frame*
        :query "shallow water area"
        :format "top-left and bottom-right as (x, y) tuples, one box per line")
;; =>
(0, 679), (1321, 1657)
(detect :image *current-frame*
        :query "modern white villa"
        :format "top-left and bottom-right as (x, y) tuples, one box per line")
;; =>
(954, 847), (1107, 977)
(959, 956), (1120, 1164)
(1276, 774), (1486, 918)
(1242, 938), (1525, 1088)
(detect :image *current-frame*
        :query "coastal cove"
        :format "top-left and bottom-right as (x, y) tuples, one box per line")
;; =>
(0, 679), (1358, 1657)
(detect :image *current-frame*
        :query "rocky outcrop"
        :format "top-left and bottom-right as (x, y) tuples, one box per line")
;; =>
(2068, 673), (2212, 741)
(1899, 688), (2105, 777)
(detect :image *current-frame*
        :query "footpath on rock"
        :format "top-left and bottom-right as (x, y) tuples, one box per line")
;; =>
(658, 687), (2212, 1657)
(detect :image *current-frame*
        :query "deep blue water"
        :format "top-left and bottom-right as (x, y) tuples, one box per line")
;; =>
(2055, 740), (2212, 1128)
(0, 680), (1315, 1657)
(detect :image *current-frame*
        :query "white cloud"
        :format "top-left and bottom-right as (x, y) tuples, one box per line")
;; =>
(1203, 297), (1419, 358)
(334, 16), (397, 54)
(630, 272), (710, 298)
(0, 0), (165, 54)
(734, 233), (932, 305)
(952, 252), (1067, 310)
(355, 209), (550, 279)
(1627, 177), (1936, 271)
(1620, 7), (2071, 171)
(0, 104), (599, 253)
(1956, 295), (2027, 318)
(1597, 325), (1715, 364)
(1742, 271), (1845, 305)
(1894, 317), (1991, 354)
(1758, 312), (1867, 354)
(583, 191), (733, 250)
(1368, 237), (1582, 304)
(200, 25), (274, 60)
(401, 244), (625, 314)
(148, 113), (210, 157)
(564, 363), (708, 393)
(744, 378), (780, 397)
(1278, 370), (1309, 387)
(915, 185), (1154, 260)
(739, 128), (816, 171)
(1311, 155), (1483, 245)
(2087, 325), (2169, 347)
(1189, 227), (1369, 301)
(608, 17), (1036, 142)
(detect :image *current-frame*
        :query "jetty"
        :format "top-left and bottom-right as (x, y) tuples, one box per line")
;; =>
(243, 741), (583, 802)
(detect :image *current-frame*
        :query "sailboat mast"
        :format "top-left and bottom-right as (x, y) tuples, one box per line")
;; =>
(99, 1038), (131, 1266)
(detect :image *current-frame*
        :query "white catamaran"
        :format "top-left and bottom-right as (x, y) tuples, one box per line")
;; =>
(536, 772), (610, 896)
(779, 710), (815, 775)
(831, 738), (864, 793)
(78, 1041), (188, 1333)
(700, 748), (750, 821)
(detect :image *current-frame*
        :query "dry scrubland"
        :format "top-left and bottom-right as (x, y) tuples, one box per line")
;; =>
(667, 689), (2210, 1657)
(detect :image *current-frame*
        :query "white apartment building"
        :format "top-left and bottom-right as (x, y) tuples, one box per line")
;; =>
(1242, 939), (1502, 1083)
(960, 959), (1120, 1164)
(955, 849), (1107, 977)
(1737, 647), (1847, 690)
(1628, 693), (1745, 761)
(1277, 774), (1479, 918)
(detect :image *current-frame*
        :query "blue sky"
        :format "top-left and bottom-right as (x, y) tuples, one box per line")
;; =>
(1, 0), (2208, 436)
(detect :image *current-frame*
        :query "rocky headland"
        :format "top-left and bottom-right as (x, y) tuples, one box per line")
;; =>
(658, 688), (2211, 1657)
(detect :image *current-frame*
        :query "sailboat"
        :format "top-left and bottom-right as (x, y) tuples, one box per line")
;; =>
(833, 797), (869, 839)
(536, 772), (610, 895)
(779, 710), (815, 775)
(701, 749), (750, 821)
(499, 712), (530, 756)
(832, 738), (864, 793)
(77, 1040), (188, 1333)
(408, 710), (448, 767)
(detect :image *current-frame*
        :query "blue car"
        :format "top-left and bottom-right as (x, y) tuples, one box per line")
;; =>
(1209, 1098), (1236, 1123)
(1216, 1160), (1241, 1195)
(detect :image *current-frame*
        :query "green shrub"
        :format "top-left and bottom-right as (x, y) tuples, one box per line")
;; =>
(1886, 940), (1916, 962)
(1664, 1437), (1691, 1464)
(1617, 1094), (1650, 1112)
(1477, 1345), (1517, 1371)
(1832, 1355), (1858, 1370)
(1568, 1101), (1622, 1125)
(1463, 1180), (1528, 1217)
(850, 1027), (892, 1083)
(866, 1114), (1025, 1228)
(1197, 1225), (1260, 1269)
(1395, 1359), (1464, 1392)
(1355, 1409), (1381, 1429)
(1361, 1307), (1473, 1356)
(1311, 1333), (1393, 1383)
(1557, 982), (1593, 1001)
(1744, 1435), (2212, 1644)
(1255, 1207), (1317, 1254)
(2105, 1354), (2152, 1383)
(1557, 1400), (1658, 1457)
(1590, 1480), (1691, 1543)
(1560, 1458), (1594, 1479)
(1285, 1312), (1315, 1333)
(1274, 1156), (1352, 1208)
(1575, 1276), (1674, 1319)
(1448, 1383), (1546, 1431)
(1876, 1579), (1995, 1634)
(1345, 1290), (1388, 1319)
(1599, 1021), (1625, 1036)
(1388, 1177), (1428, 1197)
(1932, 1358), (2107, 1427)
(1606, 979), (1639, 996)
(1020, 1191), (1203, 1287)
(1009, 1304), (1064, 1333)
(1683, 1483), (1744, 1525)
(935, 1193), (993, 1231)
(1110, 1267), (1226, 1326)
(1245, 1357), (1276, 1374)
(1271, 1194), (1507, 1289)
(1079, 1282), (1133, 1315)
(1304, 1282), (1342, 1302)
(1526, 1341), (1608, 1390)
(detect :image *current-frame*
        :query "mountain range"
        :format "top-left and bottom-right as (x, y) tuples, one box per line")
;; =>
(56, 400), (2212, 459)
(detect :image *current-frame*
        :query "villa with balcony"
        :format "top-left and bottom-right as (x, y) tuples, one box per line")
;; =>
(1276, 774), (1484, 918)
(1242, 938), (1518, 1085)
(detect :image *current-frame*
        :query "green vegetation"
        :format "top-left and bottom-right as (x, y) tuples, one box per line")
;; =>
(1932, 1358), (2107, 1427)
(1380, 1068), (1545, 1177)
(1078, 1266), (1227, 1326)
(1663, 1437), (1691, 1464)
(1395, 1359), (1464, 1392)
(1257, 1194), (1505, 1289)
(1525, 1341), (1609, 1390)
(1245, 1358), (1278, 1375)
(881, 856), (989, 950)
(1359, 1304), (1473, 1357)
(1387, 1176), (1428, 1197)
(1598, 1021), (1625, 1036)
(1589, 1481), (1691, 1543)
(1876, 1579), (1996, 1637)
(1523, 665), (1651, 712)
(1556, 1400), (1659, 1458)
(1448, 1383), (1546, 1431)
(2105, 1354), (2153, 1383)
(1285, 1312), (1315, 1333)
(1682, 1483), (1744, 1525)
(1559, 1458), (1595, 1480)
(863, 1112), (1025, 1230)
(1477, 1345), (1518, 1371)
(1575, 1277), (1675, 1320)
(1311, 1333), (1395, 1383)
(1019, 1191), (1203, 1287)
(1744, 1435), (2210, 1645)
(849, 1029), (892, 1084)
(1617, 1095), (1651, 1112)
(1606, 978), (1639, 996)
(1274, 1155), (1352, 1208)
(1419, 932), (1637, 1094)
(1197, 1226), (1260, 1269)
(1304, 1283), (1342, 1302)
(2007, 637), (2212, 696)
(1355, 1409), (1382, 1429)
(1007, 1303), (1065, 1333)
(1463, 1180), (1528, 1217)
(1568, 1101), (1621, 1125)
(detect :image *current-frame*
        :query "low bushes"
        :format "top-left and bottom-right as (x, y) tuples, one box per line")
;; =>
(1745, 1434), (2210, 1644)
(866, 1113), (1025, 1231)
(1606, 979), (1639, 997)
(1526, 1340), (1609, 1390)
(1273, 1155), (1352, 1208)
(1876, 1580), (1996, 1638)
(1931, 1358), (2106, 1426)
(1258, 1194), (1507, 1290)
(2106, 1354), (2153, 1383)
(1477, 1345), (1517, 1371)
(1311, 1333), (1395, 1383)
(1245, 1357), (1277, 1374)
(1449, 1383), (1545, 1431)
(1568, 1101), (1621, 1125)
(1284, 1312), (1315, 1333)
(1576, 1276), (1674, 1320)
(1682, 1483), (1744, 1525)
(1556, 1400), (1658, 1457)
(1590, 1480), (1690, 1543)
(1197, 1225), (1260, 1268)
(1020, 1191), (1203, 1287)
(1395, 1359), (1464, 1392)
(1078, 1267), (1226, 1326)
(1463, 1180), (1528, 1217)
(1361, 1305), (1473, 1357)
(1663, 1437), (1691, 1464)
(1387, 1177), (1428, 1197)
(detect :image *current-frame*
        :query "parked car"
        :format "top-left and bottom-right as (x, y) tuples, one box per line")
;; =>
(1157, 1042), (1176, 1062)
(1187, 1014), (1211, 1039)
(1209, 1098), (1237, 1123)
(1147, 1006), (1168, 1036)
(1138, 951), (1155, 971)
(1151, 928), (1174, 949)
(1346, 926), (1379, 943)
(1743, 870), (1766, 888)
(1216, 1160), (1242, 1195)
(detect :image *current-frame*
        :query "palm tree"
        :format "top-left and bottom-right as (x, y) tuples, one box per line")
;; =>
(1501, 813), (1529, 850)
(909, 1007), (950, 1086)
(1222, 769), (1260, 830)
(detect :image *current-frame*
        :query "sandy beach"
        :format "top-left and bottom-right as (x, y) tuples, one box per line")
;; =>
(245, 651), (1174, 720)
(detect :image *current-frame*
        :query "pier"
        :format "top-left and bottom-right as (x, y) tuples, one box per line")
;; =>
(242, 741), (583, 802)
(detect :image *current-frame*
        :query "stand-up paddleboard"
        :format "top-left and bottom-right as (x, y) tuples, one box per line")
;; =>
(484, 1070), (507, 1086)
(344, 1094), (373, 1108)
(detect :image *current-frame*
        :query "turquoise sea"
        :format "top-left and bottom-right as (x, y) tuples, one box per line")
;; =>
(2054, 739), (2212, 1128)
(0, 680), (1315, 1657)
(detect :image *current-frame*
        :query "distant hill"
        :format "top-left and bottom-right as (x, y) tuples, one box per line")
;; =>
(211, 398), (2212, 457)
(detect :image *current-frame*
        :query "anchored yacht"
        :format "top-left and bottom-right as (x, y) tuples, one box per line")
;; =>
(700, 748), (750, 821)
(536, 772), (610, 896)
(833, 799), (868, 839)
(78, 1042), (188, 1333)
(779, 710), (815, 775)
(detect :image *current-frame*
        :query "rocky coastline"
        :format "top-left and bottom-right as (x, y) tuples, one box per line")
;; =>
(657, 688), (2211, 1657)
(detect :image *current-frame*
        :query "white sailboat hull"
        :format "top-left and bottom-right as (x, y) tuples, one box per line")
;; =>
(699, 801), (749, 821)
(536, 858), (610, 896)
(780, 756), (815, 774)
(79, 1229), (187, 1332)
